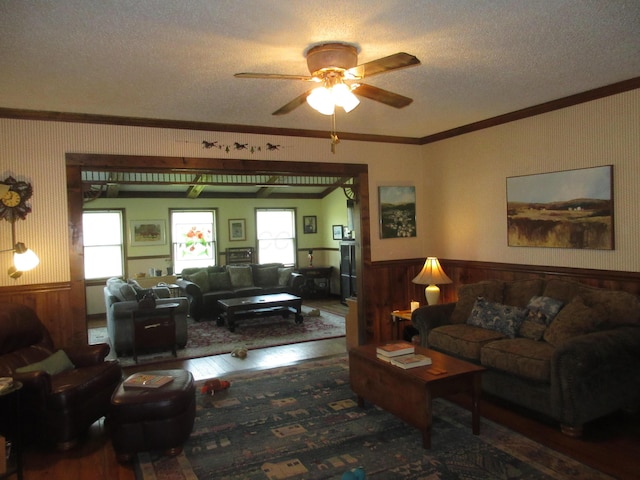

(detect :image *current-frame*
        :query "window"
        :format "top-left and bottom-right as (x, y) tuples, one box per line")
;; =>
(171, 210), (217, 274)
(256, 209), (296, 265)
(83, 210), (124, 279)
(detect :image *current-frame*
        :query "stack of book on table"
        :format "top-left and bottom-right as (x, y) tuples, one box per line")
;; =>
(376, 342), (432, 369)
(123, 372), (174, 389)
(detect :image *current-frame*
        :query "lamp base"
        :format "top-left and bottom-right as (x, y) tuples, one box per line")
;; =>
(425, 284), (440, 305)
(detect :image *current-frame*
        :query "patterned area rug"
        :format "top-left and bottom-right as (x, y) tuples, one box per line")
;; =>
(90, 306), (345, 367)
(135, 356), (612, 480)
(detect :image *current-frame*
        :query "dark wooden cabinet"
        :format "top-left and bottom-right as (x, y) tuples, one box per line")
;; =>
(340, 241), (356, 303)
(131, 303), (179, 363)
(296, 266), (333, 298)
(226, 247), (254, 264)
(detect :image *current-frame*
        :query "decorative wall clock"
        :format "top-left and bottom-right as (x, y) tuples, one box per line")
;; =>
(0, 176), (33, 222)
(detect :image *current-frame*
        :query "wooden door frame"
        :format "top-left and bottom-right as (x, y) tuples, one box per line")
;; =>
(66, 154), (370, 345)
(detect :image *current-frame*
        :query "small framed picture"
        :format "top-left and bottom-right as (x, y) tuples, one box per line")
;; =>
(332, 225), (344, 240)
(303, 215), (317, 234)
(130, 220), (166, 246)
(229, 218), (246, 241)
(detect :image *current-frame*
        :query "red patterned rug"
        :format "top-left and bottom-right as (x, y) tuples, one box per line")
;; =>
(92, 305), (345, 367)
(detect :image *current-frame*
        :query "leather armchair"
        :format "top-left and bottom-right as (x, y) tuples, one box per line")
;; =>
(0, 303), (122, 450)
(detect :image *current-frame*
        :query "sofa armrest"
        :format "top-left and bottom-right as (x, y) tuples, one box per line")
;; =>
(152, 286), (171, 298)
(176, 279), (202, 298)
(13, 370), (53, 404)
(288, 272), (305, 293)
(551, 326), (640, 425)
(65, 343), (111, 367)
(411, 302), (456, 347)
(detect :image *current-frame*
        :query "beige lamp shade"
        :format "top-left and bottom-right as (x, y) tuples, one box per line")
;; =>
(412, 257), (452, 305)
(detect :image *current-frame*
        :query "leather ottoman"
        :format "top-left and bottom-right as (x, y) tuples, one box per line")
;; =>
(109, 369), (195, 462)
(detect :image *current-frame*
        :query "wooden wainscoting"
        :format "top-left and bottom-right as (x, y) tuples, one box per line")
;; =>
(2, 258), (639, 351)
(364, 258), (640, 345)
(0, 282), (82, 348)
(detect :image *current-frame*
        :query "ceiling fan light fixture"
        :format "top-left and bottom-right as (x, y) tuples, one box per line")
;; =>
(306, 86), (335, 115)
(332, 83), (360, 112)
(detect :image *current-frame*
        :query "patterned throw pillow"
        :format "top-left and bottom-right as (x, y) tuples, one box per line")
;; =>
(253, 266), (279, 287)
(227, 265), (254, 288)
(543, 296), (601, 347)
(208, 271), (232, 290)
(106, 277), (137, 302)
(185, 269), (210, 293)
(278, 267), (294, 286)
(450, 280), (504, 324)
(518, 295), (565, 341)
(467, 297), (527, 339)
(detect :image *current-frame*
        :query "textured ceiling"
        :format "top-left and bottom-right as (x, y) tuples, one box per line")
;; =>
(1, 1), (639, 139)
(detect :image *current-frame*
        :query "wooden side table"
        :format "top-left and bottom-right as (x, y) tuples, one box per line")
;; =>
(391, 309), (413, 340)
(0, 381), (23, 480)
(131, 303), (179, 362)
(296, 266), (333, 298)
(165, 284), (181, 298)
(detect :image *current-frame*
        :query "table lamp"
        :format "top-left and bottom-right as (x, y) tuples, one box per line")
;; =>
(412, 257), (452, 305)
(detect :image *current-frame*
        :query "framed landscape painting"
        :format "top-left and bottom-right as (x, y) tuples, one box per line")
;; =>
(130, 220), (166, 246)
(506, 165), (613, 249)
(379, 186), (416, 239)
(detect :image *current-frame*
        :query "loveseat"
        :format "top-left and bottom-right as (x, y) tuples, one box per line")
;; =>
(104, 277), (189, 357)
(412, 278), (640, 436)
(176, 263), (304, 321)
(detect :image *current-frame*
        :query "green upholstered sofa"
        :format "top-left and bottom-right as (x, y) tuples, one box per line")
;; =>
(411, 278), (640, 436)
(176, 263), (304, 321)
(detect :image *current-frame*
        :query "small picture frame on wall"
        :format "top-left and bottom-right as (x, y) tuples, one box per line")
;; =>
(229, 218), (246, 241)
(332, 225), (343, 240)
(130, 220), (166, 246)
(303, 215), (317, 234)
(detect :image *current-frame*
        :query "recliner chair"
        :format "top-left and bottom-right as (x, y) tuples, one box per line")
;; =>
(0, 303), (122, 450)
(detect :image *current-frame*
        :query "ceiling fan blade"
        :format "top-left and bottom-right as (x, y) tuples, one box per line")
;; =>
(352, 84), (413, 108)
(272, 90), (312, 115)
(234, 72), (315, 81)
(347, 52), (420, 79)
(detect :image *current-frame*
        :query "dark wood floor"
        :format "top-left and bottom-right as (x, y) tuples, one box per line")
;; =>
(21, 323), (640, 480)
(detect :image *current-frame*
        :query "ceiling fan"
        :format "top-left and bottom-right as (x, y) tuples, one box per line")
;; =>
(234, 42), (421, 116)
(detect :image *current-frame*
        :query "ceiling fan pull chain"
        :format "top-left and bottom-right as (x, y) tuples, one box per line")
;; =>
(330, 113), (340, 154)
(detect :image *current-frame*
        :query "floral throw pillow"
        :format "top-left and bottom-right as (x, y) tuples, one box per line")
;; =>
(526, 296), (564, 325)
(518, 295), (564, 341)
(467, 297), (528, 339)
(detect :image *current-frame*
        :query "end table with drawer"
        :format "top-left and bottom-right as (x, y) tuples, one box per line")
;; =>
(296, 266), (333, 298)
(131, 303), (180, 362)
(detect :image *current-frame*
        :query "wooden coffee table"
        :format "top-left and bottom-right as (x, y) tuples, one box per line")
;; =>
(348, 344), (485, 449)
(217, 293), (303, 332)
